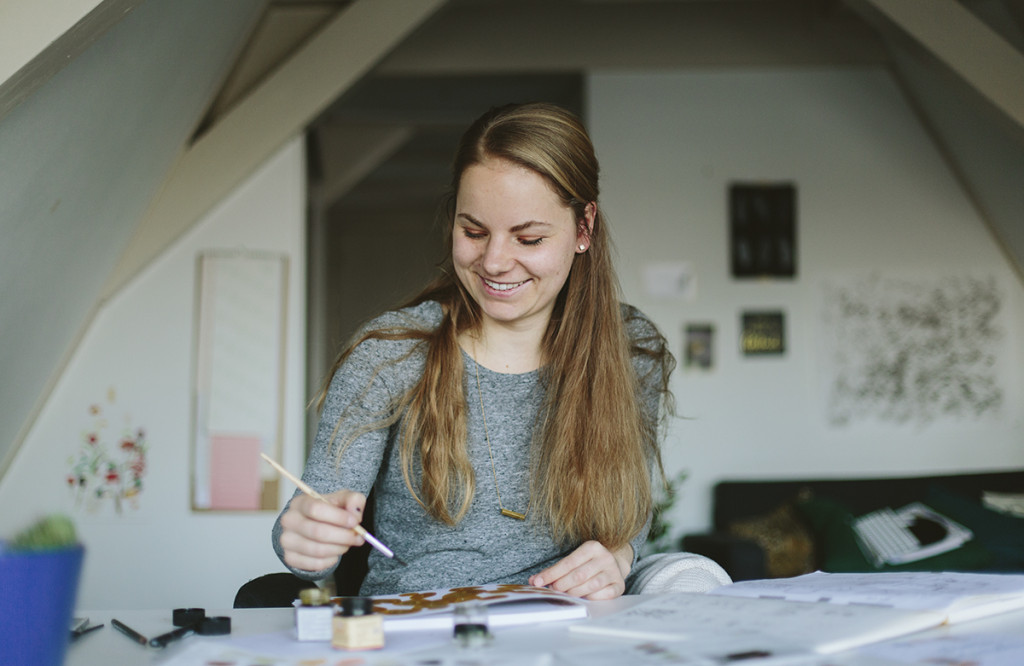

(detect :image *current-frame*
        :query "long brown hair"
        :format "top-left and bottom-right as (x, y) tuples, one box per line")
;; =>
(319, 103), (674, 550)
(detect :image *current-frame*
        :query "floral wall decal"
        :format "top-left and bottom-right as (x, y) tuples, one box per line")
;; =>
(66, 388), (149, 513)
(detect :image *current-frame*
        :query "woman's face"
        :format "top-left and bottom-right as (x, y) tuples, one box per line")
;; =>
(452, 157), (589, 336)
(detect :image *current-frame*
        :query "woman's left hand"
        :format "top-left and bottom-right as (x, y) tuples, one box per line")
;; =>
(528, 540), (633, 600)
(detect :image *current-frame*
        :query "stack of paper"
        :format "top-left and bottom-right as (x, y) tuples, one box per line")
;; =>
(570, 571), (1024, 661)
(569, 592), (943, 657)
(714, 571), (1024, 624)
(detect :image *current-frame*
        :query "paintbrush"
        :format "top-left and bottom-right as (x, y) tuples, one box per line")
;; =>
(260, 452), (407, 566)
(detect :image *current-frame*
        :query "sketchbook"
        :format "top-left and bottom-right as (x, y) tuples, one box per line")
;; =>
(569, 591), (943, 657)
(712, 571), (1024, 624)
(363, 584), (589, 632)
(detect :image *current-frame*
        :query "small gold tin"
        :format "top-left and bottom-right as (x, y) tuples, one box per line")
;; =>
(332, 597), (384, 651)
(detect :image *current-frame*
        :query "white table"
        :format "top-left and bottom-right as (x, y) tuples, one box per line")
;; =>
(66, 599), (1024, 665)
(66, 596), (642, 665)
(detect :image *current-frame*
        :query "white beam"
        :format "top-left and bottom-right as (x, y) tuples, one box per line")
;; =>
(863, 0), (1024, 130)
(100, 0), (447, 302)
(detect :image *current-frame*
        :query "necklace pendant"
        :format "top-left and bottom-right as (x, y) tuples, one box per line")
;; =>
(500, 508), (526, 520)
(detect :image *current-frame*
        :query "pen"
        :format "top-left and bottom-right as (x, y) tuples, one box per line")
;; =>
(149, 623), (195, 648)
(112, 618), (148, 646)
(70, 621), (104, 640)
(260, 452), (407, 566)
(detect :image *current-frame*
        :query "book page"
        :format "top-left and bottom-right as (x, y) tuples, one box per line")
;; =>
(859, 633), (1024, 666)
(713, 571), (1024, 618)
(558, 641), (757, 666)
(570, 592), (942, 656)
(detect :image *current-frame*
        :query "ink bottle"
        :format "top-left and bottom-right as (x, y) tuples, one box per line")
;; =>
(295, 586), (334, 641)
(453, 601), (492, 648)
(332, 597), (384, 651)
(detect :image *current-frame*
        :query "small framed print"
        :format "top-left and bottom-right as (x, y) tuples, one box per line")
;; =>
(684, 323), (715, 370)
(741, 311), (785, 356)
(729, 183), (797, 278)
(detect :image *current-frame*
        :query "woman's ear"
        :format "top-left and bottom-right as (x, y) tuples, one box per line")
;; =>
(577, 202), (596, 252)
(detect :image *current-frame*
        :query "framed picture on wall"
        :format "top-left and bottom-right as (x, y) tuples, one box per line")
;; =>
(729, 182), (797, 278)
(684, 323), (715, 370)
(741, 310), (785, 356)
(191, 250), (290, 512)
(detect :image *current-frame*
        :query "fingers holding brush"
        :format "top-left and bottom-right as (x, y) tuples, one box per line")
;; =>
(279, 489), (366, 572)
(264, 453), (405, 567)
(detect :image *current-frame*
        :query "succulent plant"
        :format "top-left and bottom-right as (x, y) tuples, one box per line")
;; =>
(9, 514), (78, 551)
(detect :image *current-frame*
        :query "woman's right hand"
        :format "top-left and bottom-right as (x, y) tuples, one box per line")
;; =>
(278, 489), (367, 573)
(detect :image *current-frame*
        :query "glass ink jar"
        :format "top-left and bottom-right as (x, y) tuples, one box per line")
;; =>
(295, 587), (334, 641)
(453, 601), (492, 648)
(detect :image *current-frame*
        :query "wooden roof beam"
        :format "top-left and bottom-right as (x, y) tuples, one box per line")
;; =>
(861, 0), (1024, 131)
(100, 0), (446, 302)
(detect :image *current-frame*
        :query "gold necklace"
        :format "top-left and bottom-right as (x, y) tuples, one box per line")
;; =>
(471, 346), (528, 520)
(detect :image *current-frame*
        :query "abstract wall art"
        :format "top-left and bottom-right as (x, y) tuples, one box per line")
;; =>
(822, 274), (1005, 427)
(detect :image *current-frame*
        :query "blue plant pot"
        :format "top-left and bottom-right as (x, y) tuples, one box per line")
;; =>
(0, 543), (85, 666)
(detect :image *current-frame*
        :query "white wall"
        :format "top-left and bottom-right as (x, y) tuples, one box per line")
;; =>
(0, 138), (307, 610)
(589, 69), (1024, 541)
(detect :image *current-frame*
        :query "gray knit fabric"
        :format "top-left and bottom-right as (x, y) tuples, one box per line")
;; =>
(272, 300), (664, 595)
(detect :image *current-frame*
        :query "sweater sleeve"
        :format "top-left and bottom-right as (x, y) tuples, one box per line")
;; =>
(271, 308), (431, 581)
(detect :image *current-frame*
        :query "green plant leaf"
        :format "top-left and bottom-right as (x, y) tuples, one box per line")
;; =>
(9, 515), (78, 551)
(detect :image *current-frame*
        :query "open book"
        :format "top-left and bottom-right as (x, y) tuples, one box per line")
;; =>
(364, 584), (588, 632)
(712, 570), (1024, 624)
(569, 592), (943, 656)
(571, 571), (1024, 658)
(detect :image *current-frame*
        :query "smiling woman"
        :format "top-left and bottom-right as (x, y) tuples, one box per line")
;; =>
(452, 158), (591, 365)
(272, 102), (677, 602)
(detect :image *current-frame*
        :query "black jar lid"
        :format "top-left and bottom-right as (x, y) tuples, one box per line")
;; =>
(339, 597), (375, 616)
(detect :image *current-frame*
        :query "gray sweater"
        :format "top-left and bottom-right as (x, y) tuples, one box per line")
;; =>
(272, 300), (664, 595)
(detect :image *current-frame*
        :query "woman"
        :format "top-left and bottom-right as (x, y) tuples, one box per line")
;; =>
(273, 102), (675, 600)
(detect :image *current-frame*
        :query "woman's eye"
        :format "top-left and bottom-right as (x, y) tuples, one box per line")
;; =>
(462, 228), (486, 240)
(519, 237), (543, 246)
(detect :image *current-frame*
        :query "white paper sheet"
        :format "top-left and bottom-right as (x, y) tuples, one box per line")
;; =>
(713, 571), (1024, 622)
(569, 592), (943, 656)
(859, 633), (1024, 666)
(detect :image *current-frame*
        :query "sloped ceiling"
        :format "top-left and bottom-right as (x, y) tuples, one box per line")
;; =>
(0, 0), (267, 475)
(285, 0), (1024, 280)
(1, 0), (1022, 478)
(0, 0), (443, 477)
(853, 0), (1024, 278)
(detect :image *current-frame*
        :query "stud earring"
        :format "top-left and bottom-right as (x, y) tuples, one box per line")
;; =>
(578, 244), (586, 252)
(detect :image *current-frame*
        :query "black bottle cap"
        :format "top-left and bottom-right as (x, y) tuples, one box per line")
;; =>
(339, 597), (375, 617)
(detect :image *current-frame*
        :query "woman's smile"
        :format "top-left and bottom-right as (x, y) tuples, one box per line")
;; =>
(481, 277), (530, 293)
